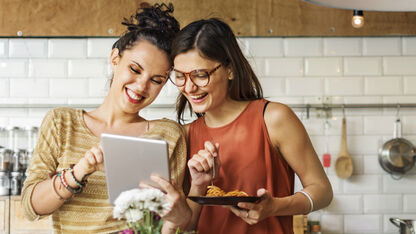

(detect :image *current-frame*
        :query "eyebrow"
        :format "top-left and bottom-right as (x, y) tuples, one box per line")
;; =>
(132, 61), (144, 70)
(132, 60), (168, 78)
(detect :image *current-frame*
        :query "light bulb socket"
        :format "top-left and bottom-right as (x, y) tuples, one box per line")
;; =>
(352, 10), (364, 28)
(353, 10), (363, 16)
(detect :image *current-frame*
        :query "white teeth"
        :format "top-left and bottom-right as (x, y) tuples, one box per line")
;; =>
(127, 89), (143, 100)
(190, 94), (206, 99)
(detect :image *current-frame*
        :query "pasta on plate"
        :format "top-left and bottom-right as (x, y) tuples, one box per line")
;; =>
(206, 185), (248, 197)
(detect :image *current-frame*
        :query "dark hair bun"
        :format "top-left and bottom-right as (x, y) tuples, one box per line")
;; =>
(122, 3), (179, 38)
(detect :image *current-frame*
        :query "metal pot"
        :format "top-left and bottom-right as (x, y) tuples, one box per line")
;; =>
(378, 118), (416, 178)
(390, 218), (416, 234)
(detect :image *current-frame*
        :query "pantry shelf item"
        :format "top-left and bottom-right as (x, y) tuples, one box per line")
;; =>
(335, 117), (353, 179)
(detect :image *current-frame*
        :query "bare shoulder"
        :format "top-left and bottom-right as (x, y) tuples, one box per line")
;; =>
(264, 102), (304, 147)
(264, 102), (298, 126)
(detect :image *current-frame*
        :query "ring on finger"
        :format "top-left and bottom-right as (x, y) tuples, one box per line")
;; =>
(245, 210), (249, 218)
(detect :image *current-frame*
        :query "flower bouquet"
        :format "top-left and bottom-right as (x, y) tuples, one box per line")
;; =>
(113, 188), (170, 234)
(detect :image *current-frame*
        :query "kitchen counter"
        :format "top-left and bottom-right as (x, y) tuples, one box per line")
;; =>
(0, 195), (52, 234)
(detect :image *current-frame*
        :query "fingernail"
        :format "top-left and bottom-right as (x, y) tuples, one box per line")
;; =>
(213, 152), (217, 157)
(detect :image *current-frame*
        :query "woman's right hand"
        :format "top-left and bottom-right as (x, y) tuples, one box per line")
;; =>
(73, 145), (104, 179)
(187, 141), (220, 189)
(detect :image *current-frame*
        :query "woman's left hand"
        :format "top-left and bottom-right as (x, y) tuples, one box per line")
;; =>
(229, 188), (276, 225)
(146, 175), (191, 227)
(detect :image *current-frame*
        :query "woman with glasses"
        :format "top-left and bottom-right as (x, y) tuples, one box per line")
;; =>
(169, 18), (333, 233)
(21, 4), (190, 233)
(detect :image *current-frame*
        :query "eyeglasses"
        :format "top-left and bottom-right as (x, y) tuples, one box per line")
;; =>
(169, 64), (222, 88)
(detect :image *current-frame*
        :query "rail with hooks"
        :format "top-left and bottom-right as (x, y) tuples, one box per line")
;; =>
(288, 103), (416, 119)
(1, 103), (416, 119)
(0, 103), (173, 108)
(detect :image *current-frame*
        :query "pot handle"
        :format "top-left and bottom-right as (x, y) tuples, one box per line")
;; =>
(390, 217), (406, 228)
(391, 174), (404, 180)
(394, 118), (402, 138)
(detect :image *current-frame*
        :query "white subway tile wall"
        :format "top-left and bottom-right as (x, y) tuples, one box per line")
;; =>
(363, 38), (402, 56)
(0, 39), (8, 57)
(0, 37), (415, 233)
(9, 39), (48, 58)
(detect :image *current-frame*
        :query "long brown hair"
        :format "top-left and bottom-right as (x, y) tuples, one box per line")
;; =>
(171, 18), (263, 124)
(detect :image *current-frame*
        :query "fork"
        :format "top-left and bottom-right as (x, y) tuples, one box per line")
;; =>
(210, 138), (215, 185)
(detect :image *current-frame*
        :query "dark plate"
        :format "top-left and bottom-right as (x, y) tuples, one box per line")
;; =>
(187, 196), (262, 206)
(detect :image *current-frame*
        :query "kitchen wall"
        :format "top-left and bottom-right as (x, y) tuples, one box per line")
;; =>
(0, 37), (416, 233)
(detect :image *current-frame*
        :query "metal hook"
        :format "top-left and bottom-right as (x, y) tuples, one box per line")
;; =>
(342, 105), (346, 118)
(396, 104), (400, 119)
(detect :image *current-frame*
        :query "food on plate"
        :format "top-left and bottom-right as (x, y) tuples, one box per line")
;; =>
(206, 185), (248, 197)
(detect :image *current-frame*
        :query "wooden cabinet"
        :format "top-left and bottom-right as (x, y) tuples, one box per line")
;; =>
(0, 196), (9, 234)
(0, 196), (52, 234)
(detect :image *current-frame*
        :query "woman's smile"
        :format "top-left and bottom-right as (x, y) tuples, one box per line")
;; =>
(125, 87), (145, 104)
(189, 93), (208, 103)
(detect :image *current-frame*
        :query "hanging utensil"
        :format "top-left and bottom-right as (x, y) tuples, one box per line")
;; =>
(322, 120), (331, 174)
(335, 116), (353, 179)
(378, 113), (416, 179)
(390, 217), (416, 234)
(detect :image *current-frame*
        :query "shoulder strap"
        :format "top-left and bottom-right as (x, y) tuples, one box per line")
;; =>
(263, 101), (271, 116)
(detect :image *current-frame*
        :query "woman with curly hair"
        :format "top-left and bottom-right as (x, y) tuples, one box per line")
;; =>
(21, 4), (190, 233)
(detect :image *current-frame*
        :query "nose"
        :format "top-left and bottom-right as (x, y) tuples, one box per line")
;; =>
(135, 75), (150, 93)
(183, 75), (198, 93)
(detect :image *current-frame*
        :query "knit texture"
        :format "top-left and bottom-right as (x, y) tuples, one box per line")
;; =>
(21, 107), (187, 233)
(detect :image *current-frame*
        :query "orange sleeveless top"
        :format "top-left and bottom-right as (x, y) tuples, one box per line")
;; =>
(188, 99), (294, 234)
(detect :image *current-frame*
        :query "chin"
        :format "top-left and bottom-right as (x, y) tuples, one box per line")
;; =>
(190, 104), (207, 114)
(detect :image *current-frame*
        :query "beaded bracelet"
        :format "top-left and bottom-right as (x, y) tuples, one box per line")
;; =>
(68, 164), (88, 188)
(51, 174), (66, 201)
(58, 170), (82, 194)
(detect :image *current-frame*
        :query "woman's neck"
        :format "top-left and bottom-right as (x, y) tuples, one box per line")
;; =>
(90, 95), (144, 128)
(204, 98), (250, 128)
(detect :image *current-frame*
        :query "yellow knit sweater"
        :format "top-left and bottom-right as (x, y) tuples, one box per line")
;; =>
(21, 107), (187, 233)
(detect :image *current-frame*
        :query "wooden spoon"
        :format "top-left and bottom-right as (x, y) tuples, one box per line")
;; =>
(335, 117), (353, 179)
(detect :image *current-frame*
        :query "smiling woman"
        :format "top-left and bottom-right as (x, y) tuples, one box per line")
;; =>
(20, 3), (191, 234)
(109, 40), (170, 112)
(171, 18), (333, 234)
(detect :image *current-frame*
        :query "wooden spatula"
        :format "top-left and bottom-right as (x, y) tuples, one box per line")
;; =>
(335, 117), (353, 179)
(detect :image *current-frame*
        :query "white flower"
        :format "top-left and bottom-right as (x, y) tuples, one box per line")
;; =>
(113, 188), (170, 221)
(125, 208), (143, 223)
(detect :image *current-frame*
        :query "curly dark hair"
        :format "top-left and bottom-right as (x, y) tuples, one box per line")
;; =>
(112, 3), (180, 57)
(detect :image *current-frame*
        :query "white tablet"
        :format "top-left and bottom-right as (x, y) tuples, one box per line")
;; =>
(101, 133), (170, 204)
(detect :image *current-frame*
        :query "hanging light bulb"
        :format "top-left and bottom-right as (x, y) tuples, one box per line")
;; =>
(351, 10), (364, 28)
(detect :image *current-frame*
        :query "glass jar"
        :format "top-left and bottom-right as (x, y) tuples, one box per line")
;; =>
(10, 171), (22, 195)
(0, 171), (10, 196)
(0, 147), (12, 172)
(17, 149), (27, 172)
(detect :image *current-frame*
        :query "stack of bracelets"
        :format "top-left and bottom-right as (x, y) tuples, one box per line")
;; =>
(51, 165), (89, 201)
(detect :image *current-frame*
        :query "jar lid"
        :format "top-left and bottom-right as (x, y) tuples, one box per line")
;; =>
(11, 171), (22, 176)
(0, 148), (12, 153)
(24, 126), (39, 132)
(5, 126), (20, 131)
(311, 224), (321, 232)
(0, 171), (9, 176)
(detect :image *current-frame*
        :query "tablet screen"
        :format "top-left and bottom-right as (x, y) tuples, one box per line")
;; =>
(101, 133), (170, 204)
